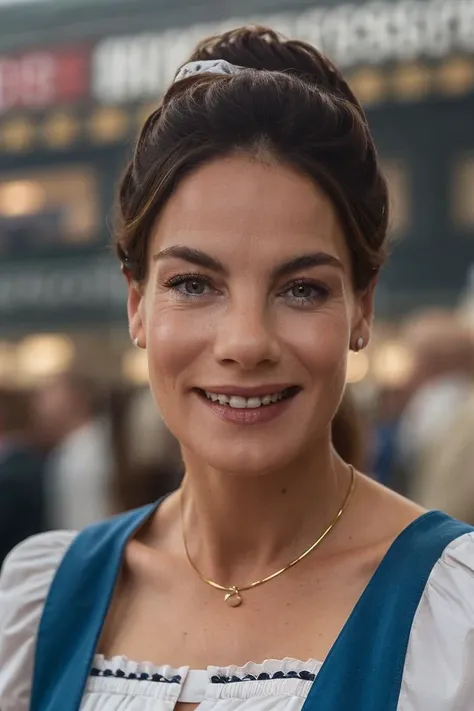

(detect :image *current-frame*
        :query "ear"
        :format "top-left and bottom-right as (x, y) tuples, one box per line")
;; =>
(351, 277), (376, 350)
(125, 270), (146, 348)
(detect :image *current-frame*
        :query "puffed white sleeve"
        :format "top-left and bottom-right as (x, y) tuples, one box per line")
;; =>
(0, 531), (77, 711)
(399, 530), (474, 710)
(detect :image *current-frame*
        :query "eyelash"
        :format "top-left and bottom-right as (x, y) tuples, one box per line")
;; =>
(285, 278), (331, 305)
(163, 273), (214, 299)
(163, 273), (331, 305)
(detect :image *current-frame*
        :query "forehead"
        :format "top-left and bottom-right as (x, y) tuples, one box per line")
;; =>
(152, 154), (349, 265)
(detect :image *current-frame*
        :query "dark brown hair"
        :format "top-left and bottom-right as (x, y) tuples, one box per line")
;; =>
(331, 388), (367, 470)
(116, 26), (389, 290)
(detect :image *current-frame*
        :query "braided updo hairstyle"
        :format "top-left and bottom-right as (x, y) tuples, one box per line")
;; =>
(117, 26), (389, 290)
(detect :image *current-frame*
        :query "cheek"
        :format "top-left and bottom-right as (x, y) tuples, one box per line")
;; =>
(145, 305), (208, 401)
(282, 310), (350, 381)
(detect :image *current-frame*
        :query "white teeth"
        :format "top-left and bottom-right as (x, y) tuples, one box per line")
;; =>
(229, 396), (248, 409)
(203, 390), (290, 408)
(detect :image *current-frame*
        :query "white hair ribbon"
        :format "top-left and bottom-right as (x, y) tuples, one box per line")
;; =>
(174, 59), (246, 83)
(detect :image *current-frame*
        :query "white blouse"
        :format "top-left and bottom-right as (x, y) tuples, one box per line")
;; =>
(1, 529), (474, 711)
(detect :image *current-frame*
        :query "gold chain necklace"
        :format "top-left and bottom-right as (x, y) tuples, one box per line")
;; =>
(181, 465), (356, 607)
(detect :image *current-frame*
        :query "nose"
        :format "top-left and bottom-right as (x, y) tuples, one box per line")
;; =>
(213, 300), (281, 370)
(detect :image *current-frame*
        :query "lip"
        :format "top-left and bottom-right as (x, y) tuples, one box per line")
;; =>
(194, 388), (299, 426)
(195, 384), (297, 397)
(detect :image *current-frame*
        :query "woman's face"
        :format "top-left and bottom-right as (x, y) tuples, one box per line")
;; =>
(129, 154), (373, 474)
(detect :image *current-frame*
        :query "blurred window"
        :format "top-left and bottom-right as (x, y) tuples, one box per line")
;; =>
(382, 159), (410, 234)
(0, 165), (100, 256)
(452, 155), (474, 229)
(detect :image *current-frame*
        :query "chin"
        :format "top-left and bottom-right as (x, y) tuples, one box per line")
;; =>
(195, 449), (289, 477)
(184, 428), (314, 477)
(165, 388), (338, 476)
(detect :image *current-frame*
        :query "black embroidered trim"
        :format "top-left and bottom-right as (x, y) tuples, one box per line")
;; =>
(90, 668), (182, 684)
(90, 667), (315, 685)
(211, 670), (316, 684)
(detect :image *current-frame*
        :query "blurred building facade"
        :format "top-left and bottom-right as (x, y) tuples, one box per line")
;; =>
(1, 0), (474, 387)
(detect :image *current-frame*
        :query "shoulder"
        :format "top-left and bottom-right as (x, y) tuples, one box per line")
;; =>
(0, 530), (77, 588)
(429, 527), (474, 604)
(0, 504), (161, 711)
(0, 531), (77, 711)
(405, 512), (474, 608)
(400, 527), (474, 706)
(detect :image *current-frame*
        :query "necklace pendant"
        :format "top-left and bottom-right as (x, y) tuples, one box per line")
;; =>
(224, 587), (242, 607)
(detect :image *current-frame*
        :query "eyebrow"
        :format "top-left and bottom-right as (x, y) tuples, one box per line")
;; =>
(153, 246), (228, 274)
(153, 246), (344, 278)
(272, 253), (344, 279)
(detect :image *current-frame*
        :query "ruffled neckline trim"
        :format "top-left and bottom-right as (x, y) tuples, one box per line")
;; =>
(92, 654), (322, 679)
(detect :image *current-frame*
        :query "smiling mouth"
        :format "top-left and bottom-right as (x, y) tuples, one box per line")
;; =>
(195, 386), (301, 409)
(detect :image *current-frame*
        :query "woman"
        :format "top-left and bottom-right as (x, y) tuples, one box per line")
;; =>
(0, 26), (473, 711)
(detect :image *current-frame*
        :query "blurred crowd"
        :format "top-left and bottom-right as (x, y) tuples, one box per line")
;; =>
(1, 304), (474, 566)
(0, 374), (183, 566)
(370, 308), (474, 519)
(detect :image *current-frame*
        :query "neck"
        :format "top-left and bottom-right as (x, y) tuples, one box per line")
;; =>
(179, 438), (353, 588)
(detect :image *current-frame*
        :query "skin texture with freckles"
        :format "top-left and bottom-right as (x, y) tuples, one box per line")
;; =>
(100, 154), (424, 711)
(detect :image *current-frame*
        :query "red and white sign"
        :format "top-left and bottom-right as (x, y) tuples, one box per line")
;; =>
(0, 46), (90, 113)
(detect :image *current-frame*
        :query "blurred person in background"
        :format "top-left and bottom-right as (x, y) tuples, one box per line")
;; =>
(2, 26), (474, 711)
(0, 388), (46, 567)
(401, 308), (474, 521)
(33, 373), (114, 530)
(112, 386), (184, 511)
(397, 309), (474, 501)
(370, 386), (411, 494)
(416, 386), (474, 523)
